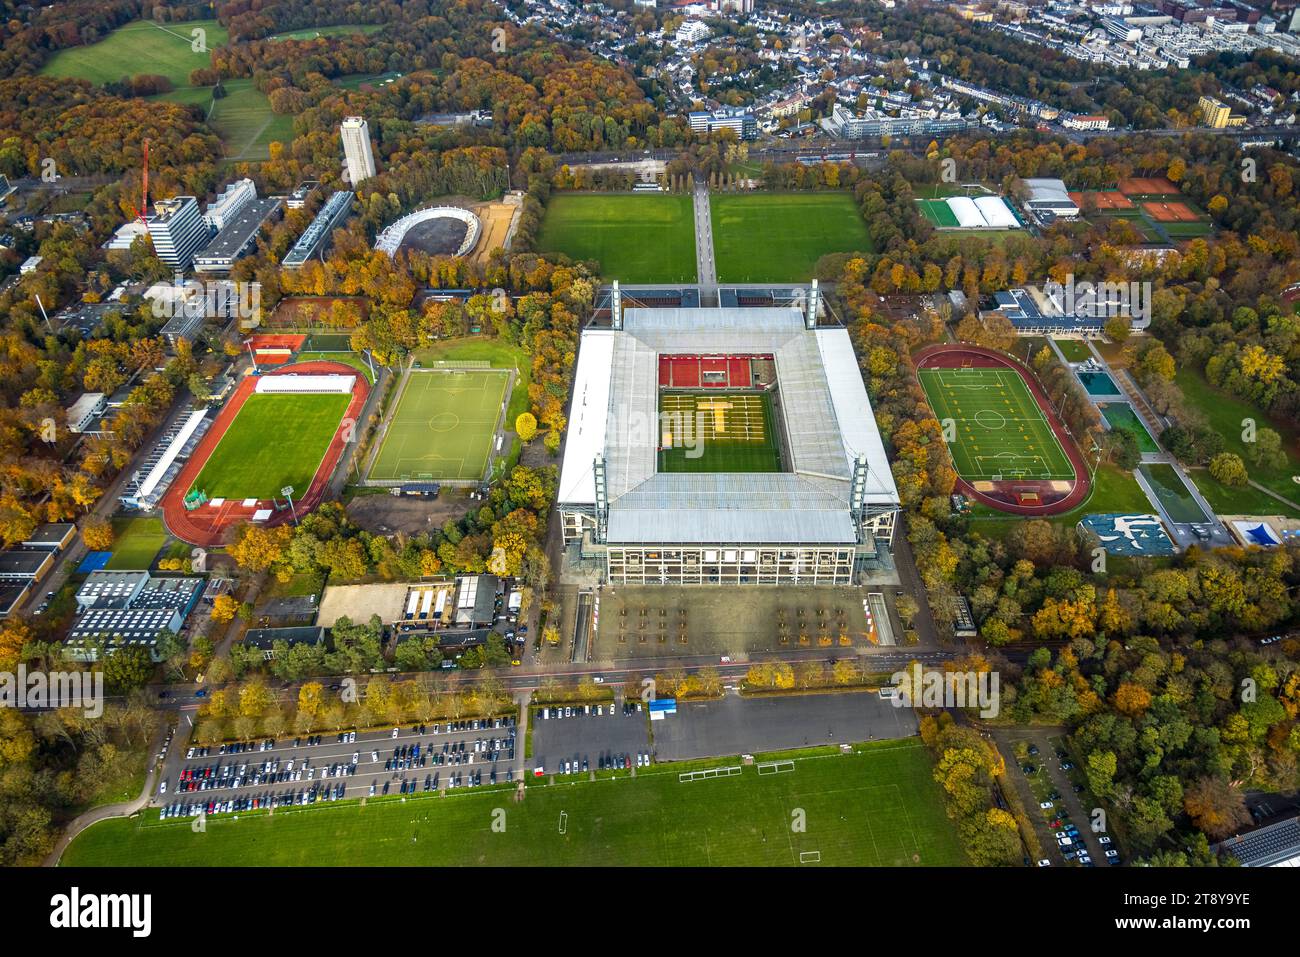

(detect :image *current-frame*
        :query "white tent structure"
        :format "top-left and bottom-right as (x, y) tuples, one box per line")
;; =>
(974, 196), (1019, 228)
(947, 196), (987, 228)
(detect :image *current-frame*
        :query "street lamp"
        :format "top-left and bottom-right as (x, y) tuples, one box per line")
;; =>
(282, 485), (298, 525)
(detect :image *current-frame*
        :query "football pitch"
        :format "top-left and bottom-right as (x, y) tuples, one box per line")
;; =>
(369, 370), (508, 482)
(917, 198), (960, 228)
(62, 742), (964, 867)
(919, 368), (1074, 481)
(711, 193), (874, 282)
(658, 391), (782, 473)
(190, 393), (350, 500)
(536, 194), (697, 283)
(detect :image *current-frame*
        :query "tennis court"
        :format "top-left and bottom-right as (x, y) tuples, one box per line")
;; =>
(369, 370), (508, 481)
(919, 367), (1074, 480)
(658, 391), (781, 472)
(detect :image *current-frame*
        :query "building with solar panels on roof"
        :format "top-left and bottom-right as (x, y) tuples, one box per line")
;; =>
(557, 283), (899, 585)
(1214, 816), (1300, 867)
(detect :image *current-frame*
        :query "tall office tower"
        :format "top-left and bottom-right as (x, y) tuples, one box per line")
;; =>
(147, 196), (209, 270)
(340, 116), (377, 185)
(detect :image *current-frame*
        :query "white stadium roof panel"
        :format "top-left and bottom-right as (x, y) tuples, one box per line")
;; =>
(557, 307), (900, 545)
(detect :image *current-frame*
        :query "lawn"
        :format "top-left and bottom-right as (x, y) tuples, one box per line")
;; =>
(1174, 369), (1300, 505)
(369, 370), (509, 482)
(537, 194), (696, 283)
(268, 24), (384, 40)
(968, 462), (1152, 537)
(106, 517), (167, 570)
(919, 367), (1074, 481)
(1053, 338), (1093, 363)
(1098, 402), (1159, 454)
(1139, 463), (1208, 524)
(658, 391), (781, 473)
(153, 78), (295, 161)
(711, 192), (874, 282)
(191, 393), (351, 500)
(62, 741), (964, 867)
(40, 19), (228, 87)
(1186, 469), (1300, 519)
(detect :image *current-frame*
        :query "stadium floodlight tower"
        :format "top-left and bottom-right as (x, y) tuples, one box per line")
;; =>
(610, 280), (623, 330)
(282, 485), (299, 525)
(805, 278), (820, 329)
(849, 453), (870, 534)
(592, 454), (608, 543)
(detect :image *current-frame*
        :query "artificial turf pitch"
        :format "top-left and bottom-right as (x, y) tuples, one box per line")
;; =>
(919, 368), (1074, 481)
(190, 393), (350, 500)
(657, 391), (782, 473)
(369, 370), (508, 482)
(62, 742), (964, 867)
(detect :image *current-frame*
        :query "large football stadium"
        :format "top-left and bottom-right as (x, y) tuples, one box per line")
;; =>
(558, 296), (900, 585)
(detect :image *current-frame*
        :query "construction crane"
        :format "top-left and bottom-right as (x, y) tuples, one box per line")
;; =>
(125, 138), (150, 224)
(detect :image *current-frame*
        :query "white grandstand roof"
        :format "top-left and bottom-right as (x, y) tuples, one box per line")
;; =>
(558, 307), (899, 545)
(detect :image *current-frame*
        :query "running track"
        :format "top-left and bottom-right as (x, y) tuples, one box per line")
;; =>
(160, 361), (370, 548)
(914, 344), (1092, 516)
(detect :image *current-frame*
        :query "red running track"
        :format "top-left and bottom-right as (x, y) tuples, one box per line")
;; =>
(914, 343), (1092, 517)
(160, 361), (370, 548)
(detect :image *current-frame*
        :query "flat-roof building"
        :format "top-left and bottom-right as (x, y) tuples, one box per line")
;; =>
(192, 198), (282, 274)
(282, 191), (353, 268)
(203, 178), (257, 232)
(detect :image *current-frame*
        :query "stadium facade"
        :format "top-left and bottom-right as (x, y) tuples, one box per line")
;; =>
(557, 294), (899, 586)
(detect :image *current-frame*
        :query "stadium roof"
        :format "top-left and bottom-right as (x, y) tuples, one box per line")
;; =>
(558, 307), (898, 545)
(1214, 816), (1300, 867)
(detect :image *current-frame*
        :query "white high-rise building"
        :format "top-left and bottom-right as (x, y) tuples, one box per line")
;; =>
(147, 197), (209, 270)
(340, 116), (376, 185)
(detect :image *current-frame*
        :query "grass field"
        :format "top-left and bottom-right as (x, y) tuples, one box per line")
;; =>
(1174, 369), (1300, 507)
(152, 78), (295, 161)
(658, 391), (781, 473)
(1099, 403), (1159, 454)
(412, 338), (530, 424)
(191, 393), (351, 500)
(711, 192), (873, 282)
(1139, 463), (1208, 524)
(369, 370), (508, 482)
(537, 194), (696, 283)
(62, 742), (964, 867)
(106, 517), (167, 570)
(919, 368), (1074, 481)
(268, 24), (384, 41)
(1053, 338), (1093, 363)
(41, 19), (228, 87)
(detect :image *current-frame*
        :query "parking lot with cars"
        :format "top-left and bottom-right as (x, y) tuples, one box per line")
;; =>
(158, 717), (517, 821)
(1014, 735), (1122, 868)
(530, 701), (652, 777)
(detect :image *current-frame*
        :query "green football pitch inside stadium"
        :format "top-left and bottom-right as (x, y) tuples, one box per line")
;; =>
(62, 742), (964, 867)
(658, 391), (782, 472)
(369, 370), (508, 481)
(711, 193), (875, 282)
(536, 194), (697, 283)
(919, 368), (1075, 481)
(190, 393), (351, 500)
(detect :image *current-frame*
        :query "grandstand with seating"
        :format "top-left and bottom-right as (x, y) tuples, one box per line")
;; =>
(558, 286), (900, 585)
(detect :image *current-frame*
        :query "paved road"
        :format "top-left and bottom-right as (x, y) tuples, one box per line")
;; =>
(692, 182), (717, 302)
(45, 722), (170, 866)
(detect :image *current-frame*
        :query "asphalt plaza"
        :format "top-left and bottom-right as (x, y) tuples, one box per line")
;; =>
(531, 703), (651, 774)
(651, 691), (919, 761)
